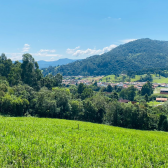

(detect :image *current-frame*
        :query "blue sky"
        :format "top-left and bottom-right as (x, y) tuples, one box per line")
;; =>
(0, 0), (168, 61)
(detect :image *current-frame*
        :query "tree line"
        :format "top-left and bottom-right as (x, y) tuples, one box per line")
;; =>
(0, 53), (168, 131)
(0, 53), (62, 90)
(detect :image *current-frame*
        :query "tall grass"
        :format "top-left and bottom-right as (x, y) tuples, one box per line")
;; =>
(0, 117), (168, 167)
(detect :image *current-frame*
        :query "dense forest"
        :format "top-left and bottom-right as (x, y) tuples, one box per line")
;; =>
(0, 53), (168, 132)
(42, 38), (168, 76)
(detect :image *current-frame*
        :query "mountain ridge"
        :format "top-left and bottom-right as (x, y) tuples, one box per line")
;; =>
(37, 58), (80, 69)
(13, 58), (80, 69)
(42, 38), (168, 76)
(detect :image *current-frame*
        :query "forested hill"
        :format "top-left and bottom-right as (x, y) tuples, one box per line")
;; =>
(42, 38), (168, 76)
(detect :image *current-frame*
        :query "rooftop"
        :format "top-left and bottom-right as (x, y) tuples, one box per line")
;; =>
(160, 89), (168, 92)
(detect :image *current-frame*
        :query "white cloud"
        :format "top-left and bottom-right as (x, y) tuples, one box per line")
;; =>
(39, 49), (56, 53)
(22, 44), (30, 52)
(6, 53), (23, 61)
(44, 57), (59, 62)
(66, 44), (117, 57)
(102, 44), (117, 53)
(6, 47), (61, 61)
(66, 46), (80, 54)
(6, 52), (62, 61)
(34, 49), (61, 57)
(121, 39), (137, 43)
(32, 53), (62, 57)
(105, 17), (121, 20)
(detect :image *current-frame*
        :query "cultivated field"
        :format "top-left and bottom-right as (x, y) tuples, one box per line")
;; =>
(0, 117), (168, 167)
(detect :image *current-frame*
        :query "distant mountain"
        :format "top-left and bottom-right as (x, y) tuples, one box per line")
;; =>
(37, 58), (79, 69)
(12, 58), (79, 69)
(43, 38), (168, 76)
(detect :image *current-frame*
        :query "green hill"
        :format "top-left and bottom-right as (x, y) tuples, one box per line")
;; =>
(1, 117), (168, 167)
(43, 38), (168, 76)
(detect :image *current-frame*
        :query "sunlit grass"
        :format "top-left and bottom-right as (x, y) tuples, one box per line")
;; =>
(147, 101), (164, 106)
(101, 74), (141, 83)
(152, 74), (168, 83)
(0, 117), (168, 167)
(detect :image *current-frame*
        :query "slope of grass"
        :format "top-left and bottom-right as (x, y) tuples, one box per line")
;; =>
(0, 117), (168, 167)
(147, 101), (164, 106)
(101, 75), (141, 83)
(130, 75), (141, 82)
(152, 74), (168, 83)
(77, 74), (168, 83)
(101, 74), (168, 83)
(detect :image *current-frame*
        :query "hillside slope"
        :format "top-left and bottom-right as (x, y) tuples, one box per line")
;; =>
(44, 38), (168, 76)
(1, 117), (168, 167)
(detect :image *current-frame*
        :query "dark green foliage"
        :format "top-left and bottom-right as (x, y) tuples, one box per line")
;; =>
(119, 86), (136, 101)
(40, 73), (62, 90)
(0, 53), (63, 91)
(77, 83), (86, 94)
(70, 99), (83, 120)
(110, 91), (119, 100)
(158, 114), (167, 130)
(106, 84), (113, 92)
(81, 88), (93, 100)
(8, 61), (22, 86)
(43, 38), (168, 76)
(105, 102), (151, 130)
(0, 53), (12, 78)
(145, 94), (149, 102)
(138, 74), (153, 82)
(141, 81), (153, 96)
(161, 119), (168, 131)
(21, 54), (43, 89)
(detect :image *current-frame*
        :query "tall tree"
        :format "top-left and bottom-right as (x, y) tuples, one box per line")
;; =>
(78, 83), (86, 94)
(106, 84), (113, 92)
(141, 81), (153, 96)
(21, 54), (42, 89)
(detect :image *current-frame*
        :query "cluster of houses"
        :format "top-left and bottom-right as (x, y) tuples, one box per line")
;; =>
(62, 76), (148, 89)
(97, 82), (146, 90)
(63, 77), (166, 91)
(62, 76), (168, 104)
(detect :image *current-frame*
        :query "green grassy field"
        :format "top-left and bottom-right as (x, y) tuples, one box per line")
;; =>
(147, 101), (164, 106)
(73, 74), (168, 84)
(100, 74), (168, 83)
(152, 74), (168, 83)
(0, 117), (168, 167)
(101, 75), (141, 83)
